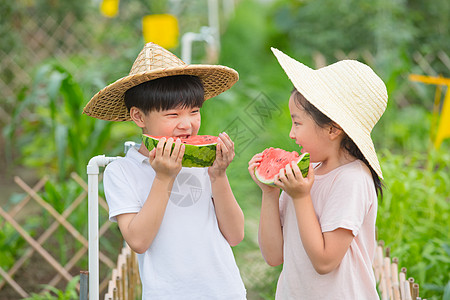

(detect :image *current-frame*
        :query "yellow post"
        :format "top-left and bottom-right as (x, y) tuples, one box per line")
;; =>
(409, 74), (450, 148)
(100, 0), (120, 18)
(434, 90), (450, 148)
(142, 14), (179, 49)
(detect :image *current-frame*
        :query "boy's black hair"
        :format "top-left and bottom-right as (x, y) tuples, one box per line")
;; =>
(124, 75), (204, 113)
(291, 88), (384, 200)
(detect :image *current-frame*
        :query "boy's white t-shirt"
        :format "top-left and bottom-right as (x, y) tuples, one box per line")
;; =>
(103, 147), (246, 300)
(276, 160), (379, 300)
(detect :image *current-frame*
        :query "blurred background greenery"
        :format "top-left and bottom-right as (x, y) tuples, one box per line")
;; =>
(0, 0), (449, 299)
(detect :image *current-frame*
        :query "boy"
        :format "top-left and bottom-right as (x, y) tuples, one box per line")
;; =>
(83, 43), (246, 299)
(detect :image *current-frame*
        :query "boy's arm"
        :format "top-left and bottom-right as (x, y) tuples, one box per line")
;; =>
(208, 132), (244, 246)
(116, 177), (174, 253)
(210, 174), (244, 246)
(117, 138), (184, 254)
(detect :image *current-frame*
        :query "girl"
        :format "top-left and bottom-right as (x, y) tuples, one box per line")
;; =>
(248, 48), (388, 299)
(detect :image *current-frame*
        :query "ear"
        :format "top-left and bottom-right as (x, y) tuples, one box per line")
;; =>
(129, 107), (146, 128)
(328, 125), (344, 141)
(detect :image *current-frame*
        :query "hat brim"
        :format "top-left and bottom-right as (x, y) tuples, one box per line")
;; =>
(83, 64), (239, 121)
(271, 47), (383, 179)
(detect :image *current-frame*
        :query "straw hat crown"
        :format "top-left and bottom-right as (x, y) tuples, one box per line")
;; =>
(83, 43), (239, 121)
(129, 43), (186, 74)
(272, 47), (388, 179)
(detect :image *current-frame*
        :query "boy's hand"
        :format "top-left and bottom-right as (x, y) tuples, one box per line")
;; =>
(248, 152), (280, 194)
(149, 137), (185, 181)
(274, 161), (314, 200)
(208, 132), (234, 179)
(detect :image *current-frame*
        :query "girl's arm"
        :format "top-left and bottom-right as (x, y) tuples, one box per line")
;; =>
(209, 132), (244, 246)
(248, 153), (284, 266)
(117, 138), (184, 254)
(276, 162), (354, 274)
(292, 194), (353, 274)
(258, 190), (284, 266)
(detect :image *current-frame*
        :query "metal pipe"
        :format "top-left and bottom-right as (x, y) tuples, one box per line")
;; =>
(87, 155), (118, 300)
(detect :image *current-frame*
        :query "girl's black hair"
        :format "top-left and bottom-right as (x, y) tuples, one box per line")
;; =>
(124, 75), (204, 113)
(291, 88), (383, 199)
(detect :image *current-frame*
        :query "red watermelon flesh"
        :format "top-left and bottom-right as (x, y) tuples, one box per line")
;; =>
(255, 147), (310, 185)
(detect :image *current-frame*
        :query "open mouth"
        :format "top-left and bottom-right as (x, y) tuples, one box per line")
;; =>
(176, 135), (190, 139)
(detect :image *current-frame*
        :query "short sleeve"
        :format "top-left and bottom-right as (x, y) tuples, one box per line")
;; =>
(103, 161), (143, 222)
(279, 191), (288, 227)
(318, 166), (375, 237)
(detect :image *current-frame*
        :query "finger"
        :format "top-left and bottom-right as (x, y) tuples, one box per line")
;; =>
(219, 132), (233, 150)
(285, 163), (294, 180)
(278, 168), (286, 183)
(249, 154), (262, 165)
(306, 163), (314, 180)
(163, 137), (174, 158)
(148, 148), (156, 162)
(155, 137), (166, 157)
(248, 162), (260, 173)
(176, 144), (185, 163)
(291, 161), (302, 178)
(273, 174), (284, 188)
(219, 138), (229, 155)
(171, 138), (182, 159)
(216, 141), (223, 158)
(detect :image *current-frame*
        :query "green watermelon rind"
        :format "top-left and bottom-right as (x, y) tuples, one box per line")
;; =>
(255, 152), (310, 186)
(142, 134), (217, 168)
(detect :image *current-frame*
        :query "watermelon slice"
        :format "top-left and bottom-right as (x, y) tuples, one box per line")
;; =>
(255, 147), (310, 185)
(142, 134), (218, 168)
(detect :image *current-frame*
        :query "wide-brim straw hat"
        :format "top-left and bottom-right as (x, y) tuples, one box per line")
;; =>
(271, 47), (388, 179)
(83, 42), (239, 121)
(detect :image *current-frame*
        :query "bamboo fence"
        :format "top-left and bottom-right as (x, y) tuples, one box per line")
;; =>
(374, 240), (426, 300)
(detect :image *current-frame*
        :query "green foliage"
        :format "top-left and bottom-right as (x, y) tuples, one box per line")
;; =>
(378, 149), (450, 299)
(4, 63), (135, 180)
(0, 221), (26, 269)
(23, 275), (79, 300)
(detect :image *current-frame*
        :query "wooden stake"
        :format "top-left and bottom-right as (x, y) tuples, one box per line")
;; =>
(412, 283), (419, 300)
(399, 268), (407, 299)
(403, 280), (412, 300)
(391, 258), (400, 300)
(384, 257), (393, 300)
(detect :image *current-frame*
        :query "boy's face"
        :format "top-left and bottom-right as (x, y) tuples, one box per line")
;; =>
(133, 105), (201, 138)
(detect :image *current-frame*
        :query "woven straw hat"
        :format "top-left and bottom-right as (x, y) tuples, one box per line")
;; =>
(83, 42), (239, 121)
(272, 47), (388, 179)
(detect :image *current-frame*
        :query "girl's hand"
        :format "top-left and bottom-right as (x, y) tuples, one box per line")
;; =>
(248, 152), (280, 194)
(149, 137), (185, 181)
(274, 161), (314, 199)
(208, 132), (234, 179)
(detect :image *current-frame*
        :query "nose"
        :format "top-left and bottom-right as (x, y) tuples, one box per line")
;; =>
(177, 116), (192, 130)
(289, 126), (295, 140)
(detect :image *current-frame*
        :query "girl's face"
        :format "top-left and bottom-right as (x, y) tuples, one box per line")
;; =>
(136, 106), (201, 138)
(288, 95), (331, 163)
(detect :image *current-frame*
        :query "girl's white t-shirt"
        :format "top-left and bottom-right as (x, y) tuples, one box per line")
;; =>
(276, 160), (379, 300)
(103, 147), (246, 300)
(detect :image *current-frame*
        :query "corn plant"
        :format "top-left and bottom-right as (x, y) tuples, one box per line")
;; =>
(4, 63), (124, 180)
